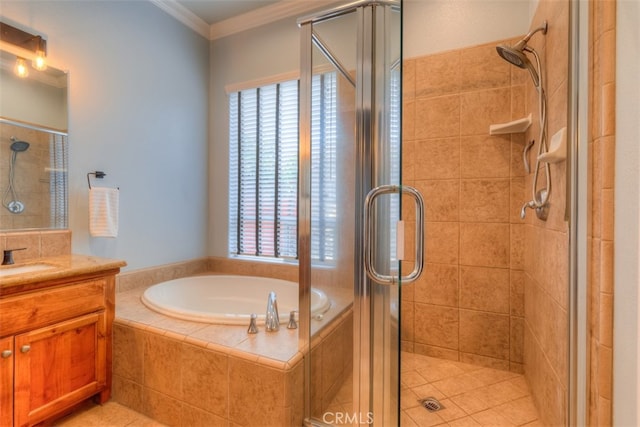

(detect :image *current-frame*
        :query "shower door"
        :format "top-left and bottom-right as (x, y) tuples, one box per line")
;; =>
(298, 2), (421, 425)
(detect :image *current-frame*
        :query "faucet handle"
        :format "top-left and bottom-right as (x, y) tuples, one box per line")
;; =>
(287, 310), (298, 329)
(265, 291), (280, 332)
(247, 313), (258, 334)
(2, 248), (26, 265)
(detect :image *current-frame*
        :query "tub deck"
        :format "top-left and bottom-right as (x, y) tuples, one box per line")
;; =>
(112, 282), (353, 426)
(115, 283), (351, 366)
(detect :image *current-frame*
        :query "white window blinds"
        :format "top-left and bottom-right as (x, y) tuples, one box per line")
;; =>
(229, 73), (337, 261)
(310, 72), (337, 262)
(389, 67), (401, 263)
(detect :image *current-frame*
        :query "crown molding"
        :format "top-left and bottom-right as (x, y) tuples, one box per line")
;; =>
(149, 0), (210, 39)
(150, 0), (339, 41)
(210, 0), (338, 40)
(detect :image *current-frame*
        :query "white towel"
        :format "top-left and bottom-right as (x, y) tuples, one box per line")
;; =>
(89, 187), (119, 238)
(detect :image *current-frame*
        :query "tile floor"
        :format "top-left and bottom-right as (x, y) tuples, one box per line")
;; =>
(400, 352), (542, 426)
(54, 352), (542, 426)
(54, 401), (165, 426)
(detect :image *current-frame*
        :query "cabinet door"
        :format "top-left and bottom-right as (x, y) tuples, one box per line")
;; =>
(14, 311), (106, 427)
(0, 336), (13, 427)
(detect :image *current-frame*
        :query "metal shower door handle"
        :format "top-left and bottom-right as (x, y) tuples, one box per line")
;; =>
(363, 184), (425, 285)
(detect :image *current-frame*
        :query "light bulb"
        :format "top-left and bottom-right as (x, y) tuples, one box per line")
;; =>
(14, 57), (29, 78)
(32, 50), (47, 71)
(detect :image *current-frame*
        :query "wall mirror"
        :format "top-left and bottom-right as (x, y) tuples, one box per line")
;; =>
(0, 48), (68, 231)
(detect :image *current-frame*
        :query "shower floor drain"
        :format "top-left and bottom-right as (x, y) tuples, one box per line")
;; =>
(419, 397), (444, 412)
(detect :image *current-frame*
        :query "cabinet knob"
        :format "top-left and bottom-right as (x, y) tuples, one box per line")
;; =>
(1, 350), (11, 358)
(20, 345), (30, 353)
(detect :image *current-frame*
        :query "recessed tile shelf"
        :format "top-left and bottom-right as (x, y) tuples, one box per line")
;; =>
(538, 127), (567, 163)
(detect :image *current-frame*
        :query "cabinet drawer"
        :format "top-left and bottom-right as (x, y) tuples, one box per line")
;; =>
(0, 279), (106, 336)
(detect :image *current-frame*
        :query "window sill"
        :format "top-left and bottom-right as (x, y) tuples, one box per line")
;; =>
(227, 254), (336, 270)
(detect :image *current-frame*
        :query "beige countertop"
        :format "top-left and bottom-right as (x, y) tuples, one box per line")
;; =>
(0, 254), (126, 291)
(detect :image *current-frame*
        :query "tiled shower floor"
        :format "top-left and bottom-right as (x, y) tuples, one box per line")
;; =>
(399, 352), (542, 426)
(56, 352), (541, 426)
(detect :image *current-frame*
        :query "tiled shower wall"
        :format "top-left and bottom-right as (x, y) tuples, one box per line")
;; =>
(521, 0), (571, 425)
(401, 6), (576, 426)
(587, 0), (616, 425)
(401, 37), (529, 372)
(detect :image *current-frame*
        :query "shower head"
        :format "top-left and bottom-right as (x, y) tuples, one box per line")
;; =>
(496, 44), (541, 87)
(496, 44), (529, 69)
(496, 21), (548, 87)
(9, 137), (30, 152)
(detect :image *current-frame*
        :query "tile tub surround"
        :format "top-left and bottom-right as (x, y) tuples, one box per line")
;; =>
(115, 256), (300, 293)
(113, 281), (352, 426)
(115, 257), (210, 293)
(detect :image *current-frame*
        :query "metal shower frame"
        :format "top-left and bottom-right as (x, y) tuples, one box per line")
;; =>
(298, 1), (403, 425)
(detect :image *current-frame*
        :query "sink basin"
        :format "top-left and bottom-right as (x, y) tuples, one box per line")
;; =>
(0, 263), (57, 277)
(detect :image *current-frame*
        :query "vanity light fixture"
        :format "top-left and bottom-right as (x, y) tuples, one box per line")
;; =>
(0, 22), (48, 76)
(14, 57), (28, 78)
(32, 48), (47, 71)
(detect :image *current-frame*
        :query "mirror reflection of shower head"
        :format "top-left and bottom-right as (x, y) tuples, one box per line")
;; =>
(496, 21), (548, 87)
(3, 137), (30, 214)
(9, 137), (30, 152)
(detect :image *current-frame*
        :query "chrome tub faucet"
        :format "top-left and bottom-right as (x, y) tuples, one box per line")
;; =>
(265, 291), (280, 332)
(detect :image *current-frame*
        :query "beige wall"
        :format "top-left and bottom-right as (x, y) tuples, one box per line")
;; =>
(588, 0), (616, 425)
(612, 0), (640, 423)
(400, 37), (529, 373)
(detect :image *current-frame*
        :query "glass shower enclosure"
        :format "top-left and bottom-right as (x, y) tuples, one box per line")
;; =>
(298, 1), (423, 425)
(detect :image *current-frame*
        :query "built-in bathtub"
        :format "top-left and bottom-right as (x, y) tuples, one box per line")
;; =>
(140, 275), (331, 325)
(112, 268), (353, 426)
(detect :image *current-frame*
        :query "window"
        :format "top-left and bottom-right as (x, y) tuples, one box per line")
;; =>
(310, 72), (337, 262)
(389, 67), (401, 263)
(228, 72), (337, 261)
(49, 133), (68, 228)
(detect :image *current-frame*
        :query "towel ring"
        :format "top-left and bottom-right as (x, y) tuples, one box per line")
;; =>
(87, 171), (106, 189)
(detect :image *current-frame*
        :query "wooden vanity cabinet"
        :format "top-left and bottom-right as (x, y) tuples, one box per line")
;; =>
(0, 271), (117, 427)
(1, 336), (14, 427)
